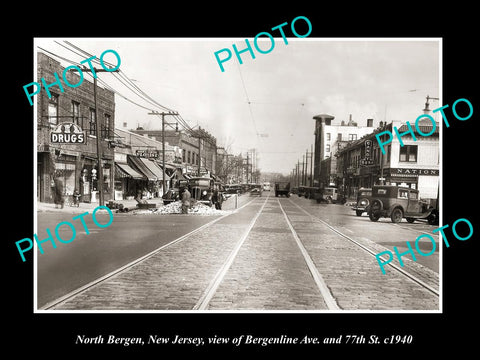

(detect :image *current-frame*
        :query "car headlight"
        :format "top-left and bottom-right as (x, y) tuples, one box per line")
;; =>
(202, 190), (207, 195)
(359, 199), (368, 206)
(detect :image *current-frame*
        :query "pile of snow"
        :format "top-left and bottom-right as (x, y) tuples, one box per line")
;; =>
(132, 201), (231, 216)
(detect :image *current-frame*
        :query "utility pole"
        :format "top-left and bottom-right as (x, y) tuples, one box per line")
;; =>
(297, 160), (300, 187)
(246, 152), (249, 183)
(148, 110), (179, 194)
(310, 144), (314, 187)
(302, 155), (306, 186)
(73, 67), (119, 206)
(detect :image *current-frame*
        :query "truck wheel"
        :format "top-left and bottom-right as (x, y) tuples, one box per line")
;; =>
(427, 210), (439, 225)
(369, 211), (380, 222)
(391, 208), (403, 223)
(406, 217), (415, 223)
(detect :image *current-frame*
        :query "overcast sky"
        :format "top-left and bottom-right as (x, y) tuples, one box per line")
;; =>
(34, 38), (440, 175)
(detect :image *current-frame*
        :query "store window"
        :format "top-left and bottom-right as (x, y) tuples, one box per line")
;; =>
(54, 154), (77, 196)
(399, 145), (417, 162)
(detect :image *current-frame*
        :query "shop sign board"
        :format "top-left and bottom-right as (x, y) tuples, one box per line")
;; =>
(136, 149), (160, 159)
(391, 168), (438, 176)
(50, 122), (86, 144)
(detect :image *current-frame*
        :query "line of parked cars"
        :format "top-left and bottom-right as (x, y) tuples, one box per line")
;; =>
(295, 185), (346, 204)
(293, 183), (439, 225)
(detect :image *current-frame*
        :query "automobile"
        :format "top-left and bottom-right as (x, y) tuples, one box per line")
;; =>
(162, 188), (180, 205)
(263, 182), (271, 191)
(303, 186), (319, 199)
(368, 185), (437, 224)
(352, 187), (372, 216)
(274, 182), (290, 197)
(188, 177), (215, 206)
(224, 184), (242, 196)
(315, 187), (341, 204)
(250, 184), (263, 196)
(297, 186), (307, 197)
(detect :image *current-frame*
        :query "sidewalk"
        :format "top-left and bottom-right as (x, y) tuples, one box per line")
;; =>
(36, 197), (165, 214)
(36, 194), (252, 214)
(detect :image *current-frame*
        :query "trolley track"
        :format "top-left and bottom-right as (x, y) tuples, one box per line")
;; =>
(39, 196), (258, 311)
(285, 198), (440, 298)
(41, 193), (439, 311)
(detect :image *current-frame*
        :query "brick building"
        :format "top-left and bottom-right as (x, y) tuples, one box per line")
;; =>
(312, 114), (376, 187)
(36, 52), (116, 204)
(335, 119), (439, 200)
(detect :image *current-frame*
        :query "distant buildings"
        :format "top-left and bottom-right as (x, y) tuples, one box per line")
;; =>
(312, 114), (376, 187)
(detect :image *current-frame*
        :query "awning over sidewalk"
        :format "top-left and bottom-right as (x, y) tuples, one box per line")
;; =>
(115, 163), (144, 179)
(138, 158), (171, 181)
(128, 155), (157, 181)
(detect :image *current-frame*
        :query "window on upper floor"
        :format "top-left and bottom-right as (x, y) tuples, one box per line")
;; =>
(399, 145), (417, 162)
(71, 100), (80, 125)
(89, 108), (96, 136)
(48, 94), (59, 125)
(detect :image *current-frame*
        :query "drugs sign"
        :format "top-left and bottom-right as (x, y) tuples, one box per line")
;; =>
(50, 122), (86, 144)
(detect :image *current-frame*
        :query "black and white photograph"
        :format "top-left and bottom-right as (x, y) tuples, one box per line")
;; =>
(32, 37), (442, 312)
(6, 6), (478, 355)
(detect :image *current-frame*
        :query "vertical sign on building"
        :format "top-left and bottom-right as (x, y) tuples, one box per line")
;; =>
(361, 140), (374, 166)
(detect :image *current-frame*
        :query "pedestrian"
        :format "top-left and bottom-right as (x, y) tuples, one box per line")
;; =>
(212, 189), (222, 210)
(181, 187), (191, 214)
(53, 178), (64, 209)
(73, 189), (81, 207)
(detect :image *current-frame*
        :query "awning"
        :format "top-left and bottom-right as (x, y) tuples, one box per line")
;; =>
(115, 163), (144, 180)
(128, 156), (157, 181)
(138, 158), (171, 181)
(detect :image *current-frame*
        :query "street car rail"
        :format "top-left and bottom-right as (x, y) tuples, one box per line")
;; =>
(277, 199), (340, 310)
(194, 194), (341, 311)
(39, 197), (258, 311)
(287, 199), (439, 297)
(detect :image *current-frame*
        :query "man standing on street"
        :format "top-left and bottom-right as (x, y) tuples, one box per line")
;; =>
(181, 187), (191, 214)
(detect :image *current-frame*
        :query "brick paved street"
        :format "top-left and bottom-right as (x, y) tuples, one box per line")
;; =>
(46, 193), (440, 312)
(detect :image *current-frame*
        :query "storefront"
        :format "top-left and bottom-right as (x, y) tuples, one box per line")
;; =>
(384, 168), (439, 199)
(127, 155), (163, 199)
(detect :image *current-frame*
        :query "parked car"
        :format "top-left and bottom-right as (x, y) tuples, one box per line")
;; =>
(368, 185), (437, 224)
(263, 182), (271, 191)
(352, 187), (372, 216)
(274, 182), (290, 197)
(250, 184), (263, 196)
(297, 186), (307, 197)
(315, 187), (343, 204)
